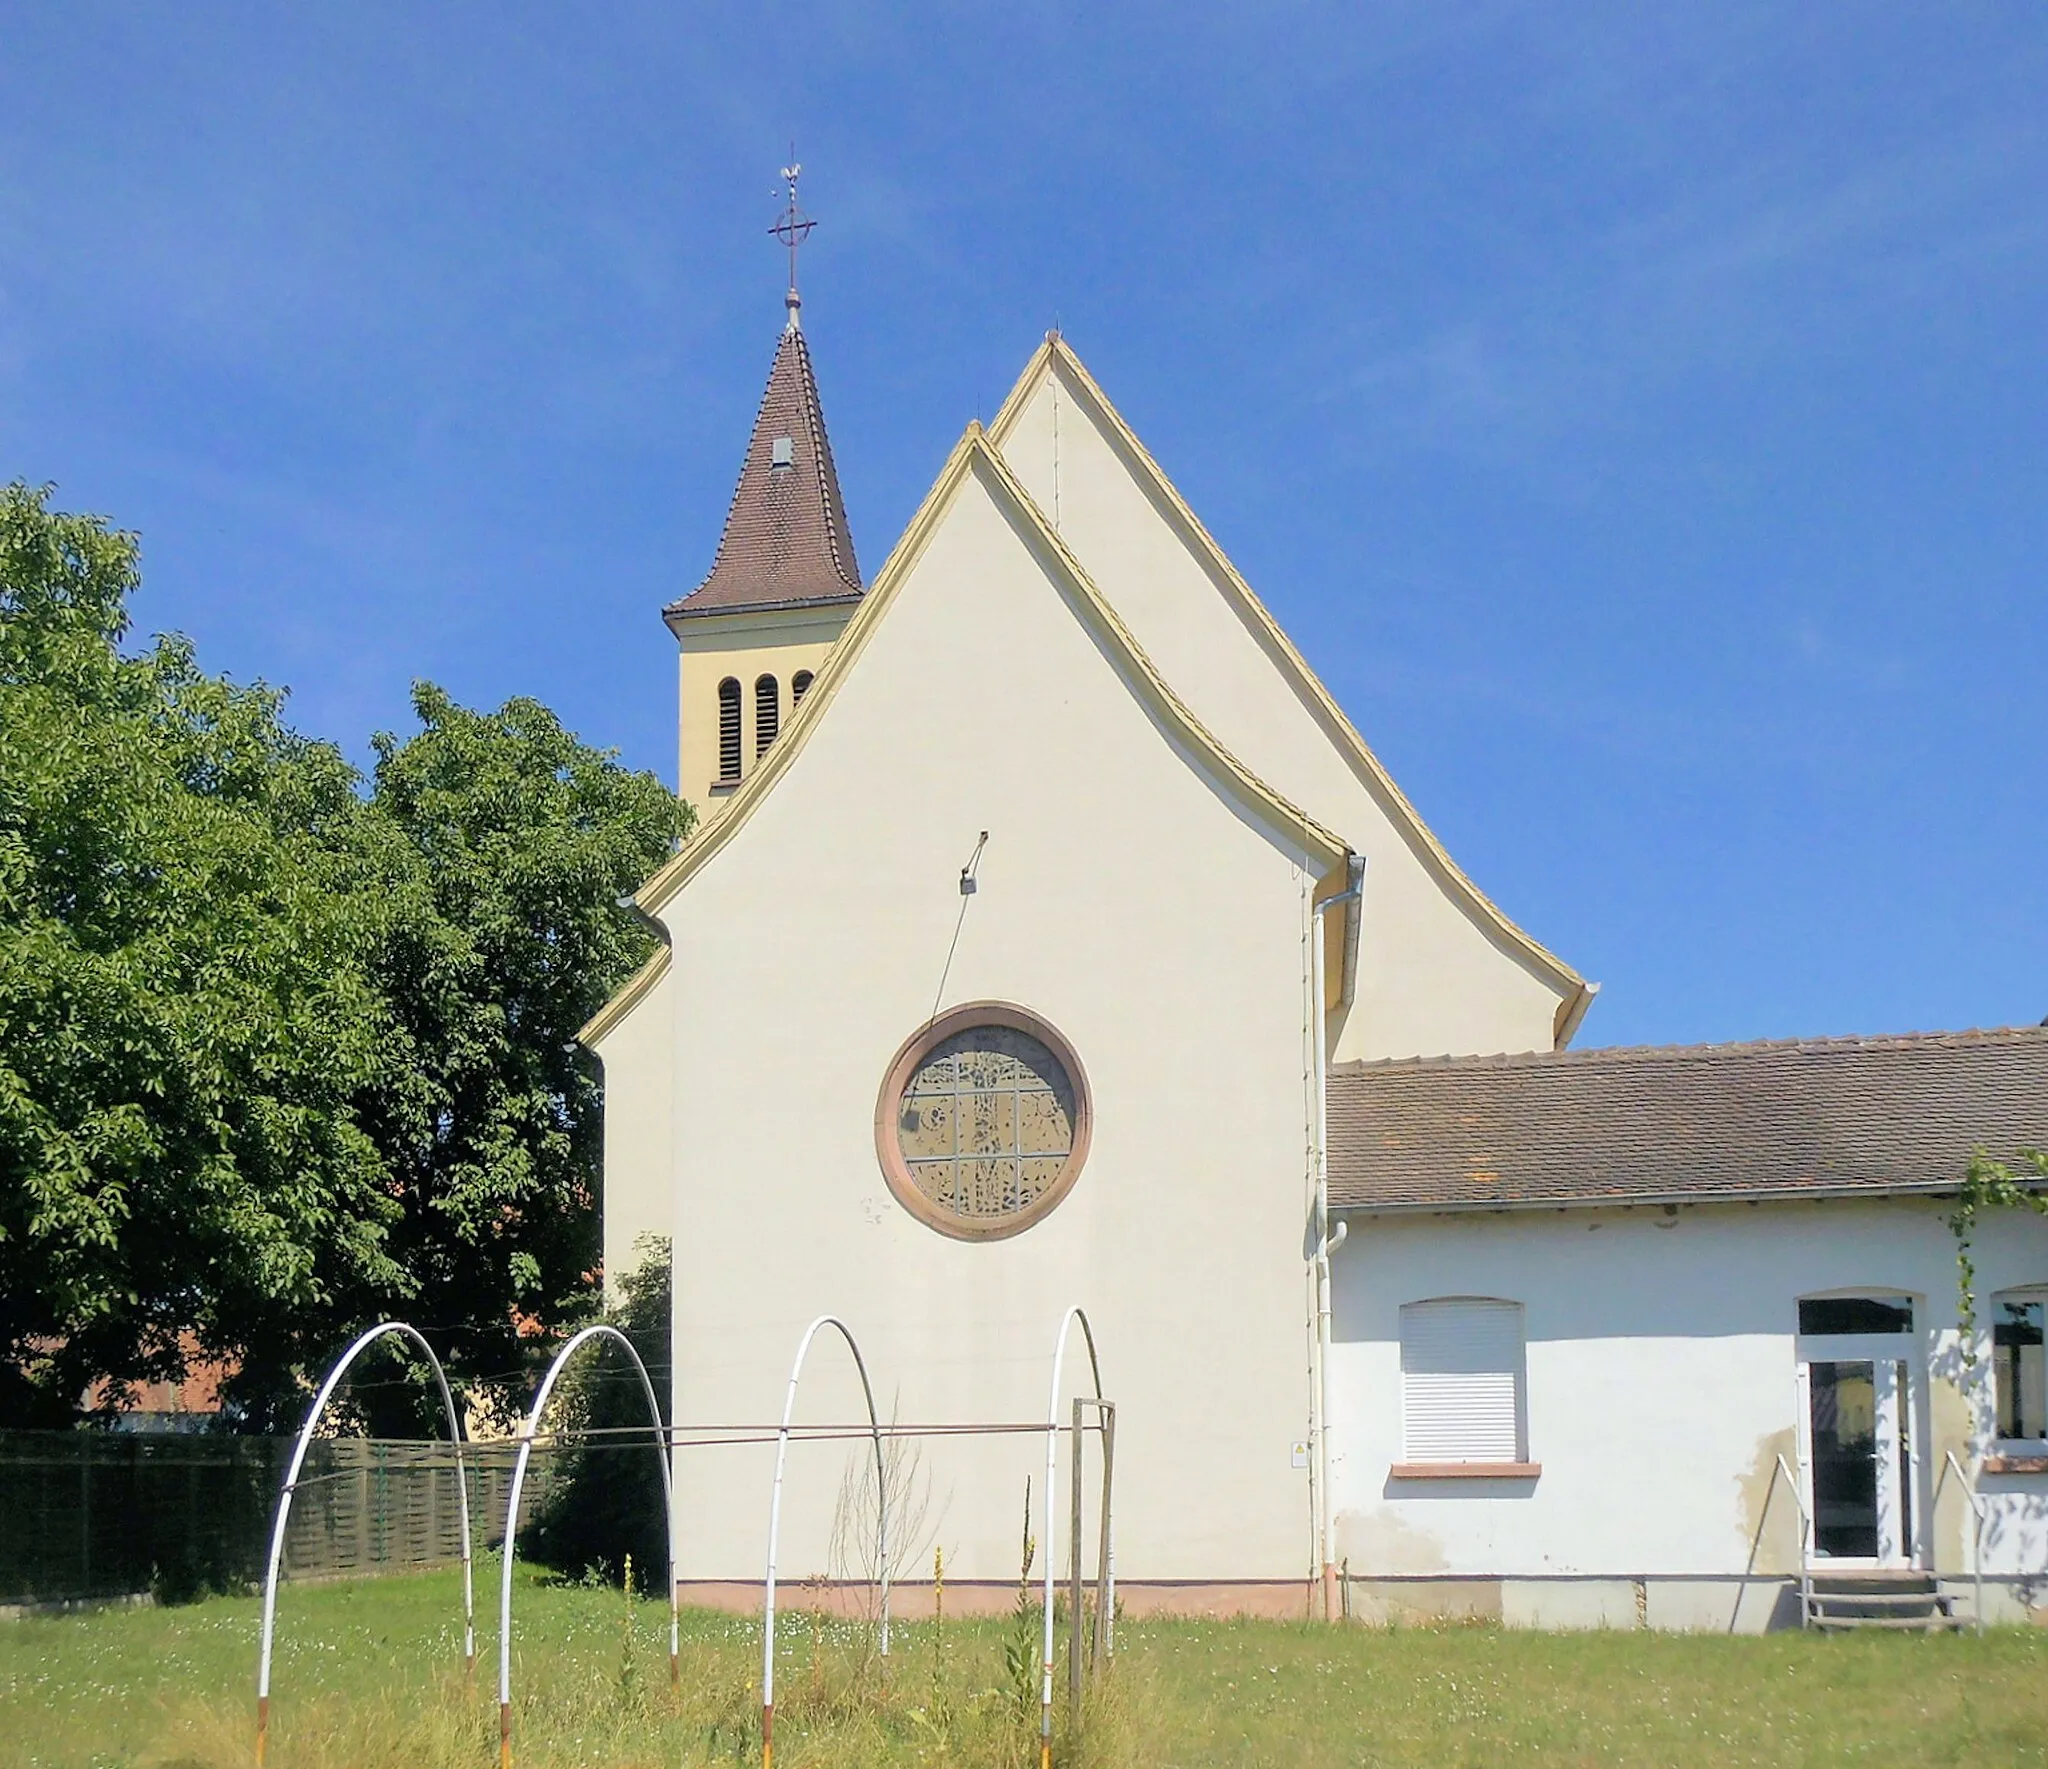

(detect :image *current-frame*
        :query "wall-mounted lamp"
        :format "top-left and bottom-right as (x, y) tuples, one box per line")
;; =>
(959, 830), (989, 896)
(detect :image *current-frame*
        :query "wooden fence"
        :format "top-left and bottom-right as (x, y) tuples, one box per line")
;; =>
(0, 1431), (537, 1604)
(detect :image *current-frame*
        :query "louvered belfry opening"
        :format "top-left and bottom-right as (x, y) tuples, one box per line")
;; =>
(718, 677), (742, 780)
(755, 674), (780, 757)
(792, 669), (814, 705)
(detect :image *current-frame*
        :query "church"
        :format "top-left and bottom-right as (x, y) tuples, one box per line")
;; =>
(584, 260), (2048, 1629)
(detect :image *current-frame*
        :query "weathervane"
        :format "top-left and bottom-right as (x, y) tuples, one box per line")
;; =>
(770, 154), (815, 331)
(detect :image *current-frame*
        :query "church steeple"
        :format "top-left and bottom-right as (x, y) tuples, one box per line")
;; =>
(662, 323), (863, 626)
(665, 178), (864, 805)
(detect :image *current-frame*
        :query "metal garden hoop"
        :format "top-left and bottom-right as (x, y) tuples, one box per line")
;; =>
(496, 1324), (676, 1768)
(760, 1314), (890, 1769)
(1040, 1304), (1106, 1769)
(254, 1321), (476, 1767)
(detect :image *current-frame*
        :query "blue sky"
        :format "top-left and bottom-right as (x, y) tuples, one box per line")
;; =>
(2, 5), (2043, 1048)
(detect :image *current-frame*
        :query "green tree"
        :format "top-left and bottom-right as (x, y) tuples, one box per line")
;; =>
(0, 483), (403, 1425)
(0, 482), (690, 1427)
(354, 688), (688, 1426)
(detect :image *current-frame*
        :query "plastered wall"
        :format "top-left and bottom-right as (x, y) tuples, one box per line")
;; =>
(594, 960), (674, 1293)
(655, 458), (1326, 1586)
(993, 360), (1572, 1062)
(675, 605), (852, 808)
(1329, 1200), (2048, 1599)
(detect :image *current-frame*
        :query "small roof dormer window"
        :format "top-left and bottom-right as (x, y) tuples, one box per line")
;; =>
(770, 435), (795, 469)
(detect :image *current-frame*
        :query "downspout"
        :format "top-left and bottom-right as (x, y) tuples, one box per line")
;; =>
(617, 893), (672, 952)
(1337, 850), (1365, 1009)
(1310, 854), (1364, 1621)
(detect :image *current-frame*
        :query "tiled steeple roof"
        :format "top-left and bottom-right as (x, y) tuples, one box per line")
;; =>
(664, 327), (862, 626)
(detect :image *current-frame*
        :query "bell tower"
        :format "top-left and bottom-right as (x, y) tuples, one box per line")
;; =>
(664, 163), (862, 808)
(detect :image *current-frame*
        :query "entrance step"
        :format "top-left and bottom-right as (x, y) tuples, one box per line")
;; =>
(1805, 1573), (1963, 1632)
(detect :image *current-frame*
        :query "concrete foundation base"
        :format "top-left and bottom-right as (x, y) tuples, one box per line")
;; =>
(673, 1578), (1318, 1620)
(1342, 1575), (1802, 1632)
(1343, 1573), (2047, 1632)
(670, 1573), (2048, 1632)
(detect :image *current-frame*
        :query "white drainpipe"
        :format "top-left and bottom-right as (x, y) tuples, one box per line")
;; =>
(1310, 855), (1364, 1619)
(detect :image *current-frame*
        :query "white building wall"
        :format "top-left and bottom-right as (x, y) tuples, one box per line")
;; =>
(656, 458), (1325, 1590)
(993, 358), (1575, 1062)
(1330, 1199), (2048, 1627)
(594, 960), (674, 1293)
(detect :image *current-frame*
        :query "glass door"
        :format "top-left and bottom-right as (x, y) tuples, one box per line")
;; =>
(1802, 1358), (1914, 1562)
(1802, 1351), (1908, 1564)
(1806, 1359), (1878, 1558)
(1795, 1295), (1921, 1568)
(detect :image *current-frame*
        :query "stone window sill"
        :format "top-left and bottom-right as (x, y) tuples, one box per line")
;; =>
(709, 778), (742, 794)
(1389, 1462), (1542, 1481)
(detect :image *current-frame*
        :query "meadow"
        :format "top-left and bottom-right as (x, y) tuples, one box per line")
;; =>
(3, 1565), (2047, 1768)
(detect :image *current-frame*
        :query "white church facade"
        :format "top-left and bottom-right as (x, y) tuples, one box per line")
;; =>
(585, 297), (2048, 1628)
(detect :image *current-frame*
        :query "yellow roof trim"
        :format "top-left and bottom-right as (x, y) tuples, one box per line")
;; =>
(988, 336), (1588, 1010)
(630, 424), (980, 916)
(630, 424), (1347, 922)
(976, 434), (1350, 872)
(579, 942), (670, 1048)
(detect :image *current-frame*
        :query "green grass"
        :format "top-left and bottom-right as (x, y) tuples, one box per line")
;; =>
(3, 1565), (2047, 1767)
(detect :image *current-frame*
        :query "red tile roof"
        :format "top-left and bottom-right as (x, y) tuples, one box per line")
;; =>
(1329, 1025), (2048, 1211)
(665, 326), (862, 624)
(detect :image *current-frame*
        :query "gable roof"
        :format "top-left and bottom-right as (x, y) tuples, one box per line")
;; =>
(623, 423), (1351, 925)
(987, 337), (1592, 1044)
(1328, 1025), (2048, 1213)
(664, 326), (862, 624)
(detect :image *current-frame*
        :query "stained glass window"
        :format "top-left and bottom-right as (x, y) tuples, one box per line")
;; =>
(878, 1006), (1089, 1239)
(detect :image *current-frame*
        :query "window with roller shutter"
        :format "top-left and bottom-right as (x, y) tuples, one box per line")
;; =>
(1400, 1298), (1526, 1464)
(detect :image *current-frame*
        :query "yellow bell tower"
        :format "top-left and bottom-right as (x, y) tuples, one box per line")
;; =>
(665, 167), (862, 810)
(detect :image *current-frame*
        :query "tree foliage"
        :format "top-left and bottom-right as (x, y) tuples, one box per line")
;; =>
(0, 484), (399, 1422)
(355, 690), (688, 1429)
(0, 483), (689, 1426)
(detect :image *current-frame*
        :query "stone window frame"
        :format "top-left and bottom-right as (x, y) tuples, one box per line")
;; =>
(873, 1000), (1093, 1243)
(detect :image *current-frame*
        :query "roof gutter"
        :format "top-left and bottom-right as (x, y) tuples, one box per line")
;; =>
(1317, 852), (1366, 1009)
(1331, 1177), (1993, 1217)
(662, 589), (864, 634)
(1552, 979), (1600, 1050)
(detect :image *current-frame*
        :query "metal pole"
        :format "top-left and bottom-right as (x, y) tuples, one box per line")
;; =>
(1092, 1404), (1115, 1671)
(1069, 1399), (1085, 1719)
(1041, 1306), (1103, 1769)
(1975, 1496), (1985, 1634)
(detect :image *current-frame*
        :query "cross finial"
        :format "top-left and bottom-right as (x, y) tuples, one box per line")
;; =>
(770, 153), (815, 332)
